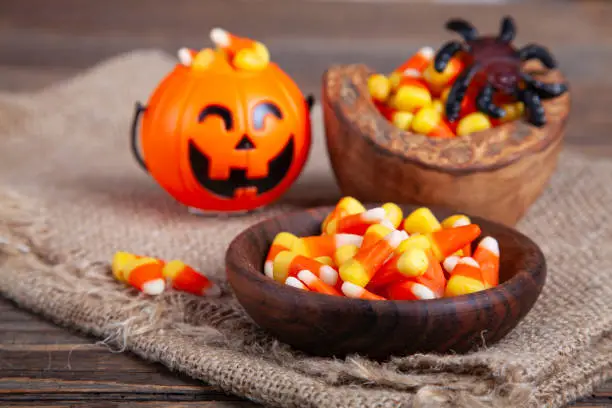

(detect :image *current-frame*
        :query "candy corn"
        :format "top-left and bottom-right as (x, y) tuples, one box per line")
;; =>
(367, 236), (431, 290)
(473, 237), (500, 288)
(423, 57), (465, 94)
(393, 46), (435, 77)
(361, 224), (395, 250)
(391, 111), (414, 131)
(456, 112), (492, 137)
(339, 230), (405, 287)
(426, 224), (481, 261)
(368, 74), (392, 102)
(442, 215), (473, 256)
(273, 251), (338, 286)
(334, 244), (359, 266)
(326, 207), (389, 235)
(111, 252), (218, 298)
(342, 281), (386, 300)
(442, 255), (461, 275)
(391, 81), (432, 113)
(322, 196), (366, 234)
(163, 260), (220, 297)
(286, 276), (309, 291)
(123, 257), (166, 296)
(260, 197), (503, 300)
(445, 257), (486, 297)
(297, 233), (364, 258)
(264, 232), (302, 278)
(208, 28), (270, 71)
(403, 207), (441, 235)
(370, 45), (528, 137)
(112, 251), (142, 282)
(314, 256), (335, 267)
(381, 203), (404, 229)
(297, 270), (342, 296)
(411, 106), (455, 138)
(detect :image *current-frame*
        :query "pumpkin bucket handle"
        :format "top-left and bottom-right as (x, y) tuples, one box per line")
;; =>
(306, 94), (315, 112)
(130, 101), (149, 173)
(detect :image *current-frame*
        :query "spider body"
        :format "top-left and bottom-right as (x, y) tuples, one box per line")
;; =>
(435, 16), (568, 127)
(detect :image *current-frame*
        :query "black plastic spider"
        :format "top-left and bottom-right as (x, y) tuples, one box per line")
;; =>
(434, 16), (568, 127)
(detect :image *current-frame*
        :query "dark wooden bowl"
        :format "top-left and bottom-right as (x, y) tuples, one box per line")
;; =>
(321, 63), (571, 227)
(225, 204), (546, 360)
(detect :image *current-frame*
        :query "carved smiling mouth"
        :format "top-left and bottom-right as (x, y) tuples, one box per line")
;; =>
(188, 137), (294, 198)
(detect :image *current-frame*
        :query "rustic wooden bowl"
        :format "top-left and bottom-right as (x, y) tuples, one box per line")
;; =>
(225, 204), (546, 360)
(321, 63), (571, 226)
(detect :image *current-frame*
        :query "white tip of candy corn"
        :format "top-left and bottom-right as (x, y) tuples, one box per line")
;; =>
(380, 219), (396, 230)
(264, 261), (274, 279)
(412, 283), (436, 300)
(362, 207), (386, 222)
(386, 230), (405, 248)
(458, 257), (480, 268)
(443, 255), (460, 273)
(479, 237), (500, 256)
(210, 27), (230, 47)
(203, 283), (222, 297)
(419, 46), (435, 59)
(402, 68), (422, 78)
(452, 218), (471, 228)
(177, 48), (193, 66)
(399, 230), (410, 240)
(142, 279), (165, 295)
(297, 269), (317, 285)
(341, 281), (363, 298)
(319, 265), (338, 286)
(285, 277), (307, 290)
(335, 234), (363, 248)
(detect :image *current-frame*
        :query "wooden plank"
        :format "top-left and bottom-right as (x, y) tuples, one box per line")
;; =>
(0, 346), (193, 377)
(2, 402), (259, 407)
(0, 377), (211, 395)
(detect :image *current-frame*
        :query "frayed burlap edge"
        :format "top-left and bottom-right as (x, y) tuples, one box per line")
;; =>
(0, 187), (608, 408)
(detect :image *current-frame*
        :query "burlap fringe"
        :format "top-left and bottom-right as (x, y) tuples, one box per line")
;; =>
(0, 188), (539, 408)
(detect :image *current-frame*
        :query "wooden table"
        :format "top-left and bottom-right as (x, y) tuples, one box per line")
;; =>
(0, 1), (610, 406)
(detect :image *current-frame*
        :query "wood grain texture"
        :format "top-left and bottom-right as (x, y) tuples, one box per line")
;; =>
(322, 64), (569, 226)
(0, 0), (610, 406)
(225, 204), (546, 359)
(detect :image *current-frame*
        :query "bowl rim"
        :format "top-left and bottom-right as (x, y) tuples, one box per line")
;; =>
(321, 63), (570, 174)
(225, 203), (547, 313)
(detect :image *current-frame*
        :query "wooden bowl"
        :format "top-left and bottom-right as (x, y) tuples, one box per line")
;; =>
(225, 204), (546, 360)
(321, 64), (571, 226)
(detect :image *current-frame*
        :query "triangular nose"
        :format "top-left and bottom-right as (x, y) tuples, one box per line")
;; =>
(235, 135), (255, 150)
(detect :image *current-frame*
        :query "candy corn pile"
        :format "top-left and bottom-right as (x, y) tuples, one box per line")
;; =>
(179, 28), (271, 72)
(264, 197), (500, 300)
(368, 47), (525, 137)
(111, 252), (221, 297)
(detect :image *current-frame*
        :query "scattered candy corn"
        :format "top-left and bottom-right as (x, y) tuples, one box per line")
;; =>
(178, 28), (271, 73)
(262, 197), (502, 300)
(368, 47), (525, 137)
(111, 252), (220, 297)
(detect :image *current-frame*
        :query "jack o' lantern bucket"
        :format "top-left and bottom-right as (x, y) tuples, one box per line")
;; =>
(131, 29), (312, 214)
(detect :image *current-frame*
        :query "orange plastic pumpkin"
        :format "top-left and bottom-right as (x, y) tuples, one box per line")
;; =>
(131, 33), (312, 213)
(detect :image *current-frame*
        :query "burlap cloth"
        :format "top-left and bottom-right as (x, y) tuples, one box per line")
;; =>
(0, 51), (610, 408)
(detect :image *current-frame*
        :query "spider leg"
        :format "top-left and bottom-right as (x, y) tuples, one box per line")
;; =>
(519, 88), (546, 127)
(521, 73), (568, 100)
(497, 16), (516, 43)
(445, 63), (480, 122)
(518, 44), (557, 69)
(434, 41), (465, 73)
(476, 83), (506, 119)
(445, 18), (479, 42)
